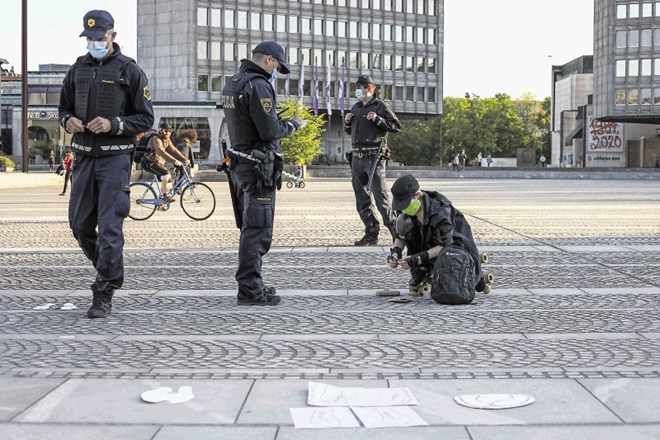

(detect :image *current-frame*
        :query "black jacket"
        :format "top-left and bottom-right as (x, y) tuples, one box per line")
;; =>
(344, 95), (401, 150)
(221, 59), (298, 152)
(58, 43), (154, 156)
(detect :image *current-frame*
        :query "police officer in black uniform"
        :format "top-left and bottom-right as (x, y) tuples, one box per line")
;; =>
(59, 10), (154, 318)
(221, 40), (302, 306)
(344, 74), (401, 246)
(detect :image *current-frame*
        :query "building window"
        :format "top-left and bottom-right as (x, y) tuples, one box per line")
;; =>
(290, 16), (298, 33)
(372, 53), (381, 69)
(350, 51), (358, 68)
(629, 59), (639, 76)
(197, 7), (207, 26)
(628, 88), (639, 105)
(615, 89), (625, 105)
(428, 86), (436, 102)
(406, 26), (414, 42)
(394, 25), (403, 41)
(655, 59), (660, 75)
(629, 30), (639, 47)
(654, 88), (660, 104)
(315, 19), (324, 35)
(361, 0), (369, 6)
(417, 86), (425, 100)
(349, 22), (358, 38)
(277, 14), (286, 32)
(301, 48), (311, 65)
(225, 10), (234, 28)
(428, 28), (436, 45)
(338, 21), (347, 37)
(211, 42), (221, 60)
(616, 59), (626, 77)
(655, 29), (660, 46)
(198, 75), (209, 92)
(617, 4), (627, 19)
(211, 8), (221, 27)
(383, 24), (392, 41)
(641, 88), (652, 104)
(264, 14), (273, 31)
(657, 2), (660, 16)
(394, 55), (403, 71)
(237, 44), (248, 61)
(417, 57), (426, 72)
(373, 0), (380, 8)
(251, 13), (261, 30)
(383, 0), (392, 11)
(642, 29), (652, 46)
(301, 17), (311, 34)
(429, 58), (436, 73)
(224, 43), (234, 61)
(373, 23), (380, 39)
(211, 75), (222, 92)
(406, 0), (413, 13)
(197, 41), (208, 59)
(417, 27), (425, 44)
(406, 56), (414, 71)
(643, 2), (653, 17)
(428, 0), (435, 15)
(630, 3), (640, 18)
(394, 85), (404, 100)
(406, 85), (414, 100)
(642, 58), (652, 75)
(616, 31), (626, 48)
(350, 0), (358, 6)
(383, 54), (392, 70)
(327, 20), (335, 37)
(361, 23), (369, 39)
(314, 49), (323, 65)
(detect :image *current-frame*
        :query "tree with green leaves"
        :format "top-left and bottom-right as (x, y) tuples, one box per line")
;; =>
(276, 97), (325, 165)
(388, 118), (442, 166)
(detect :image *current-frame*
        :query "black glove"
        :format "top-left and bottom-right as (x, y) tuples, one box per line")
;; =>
(408, 251), (429, 269)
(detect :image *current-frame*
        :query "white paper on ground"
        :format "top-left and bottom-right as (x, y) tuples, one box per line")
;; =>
(350, 406), (429, 428)
(308, 382), (418, 407)
(141, 386), (194, 404)
(33, 303), (55, 310)
(454, 394), (535, 410)
(290, 407), (361, 429)
(60, 302), (77, 310)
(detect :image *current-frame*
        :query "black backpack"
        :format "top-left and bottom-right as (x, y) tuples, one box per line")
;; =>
(430, 244), (476, 305)
(133, 132), (155, 164)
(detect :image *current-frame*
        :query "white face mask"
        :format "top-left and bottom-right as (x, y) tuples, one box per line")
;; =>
(87, 40), (109, 59)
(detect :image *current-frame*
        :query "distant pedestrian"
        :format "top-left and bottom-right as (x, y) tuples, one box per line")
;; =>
(477, 152), (482, 166)
(459, 149), (466, 171)
(48, 150), (55, 171)
(539, 155), (546, 168)
(486, 154), (492, 167)
(58, 150), (74, 196)
(451, 153), (459, 172)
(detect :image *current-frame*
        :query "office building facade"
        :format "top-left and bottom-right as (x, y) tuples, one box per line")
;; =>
(137, 0), (444, 162)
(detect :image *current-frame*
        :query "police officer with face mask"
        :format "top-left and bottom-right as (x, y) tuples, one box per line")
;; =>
(59, 10), (154, 318)
(344, 75), (401, 246)
(222, 40), (303, 306)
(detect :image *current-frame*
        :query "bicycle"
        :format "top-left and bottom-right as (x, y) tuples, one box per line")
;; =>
(286, 178), (305, 189)
(128, 166), (216, 221)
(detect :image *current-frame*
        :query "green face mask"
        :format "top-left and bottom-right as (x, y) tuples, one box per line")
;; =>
(402, 199), (422, 216)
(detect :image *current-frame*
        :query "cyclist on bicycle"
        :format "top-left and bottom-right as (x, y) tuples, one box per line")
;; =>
(142, 122), (189, 203)
(294, 164), (303, 187)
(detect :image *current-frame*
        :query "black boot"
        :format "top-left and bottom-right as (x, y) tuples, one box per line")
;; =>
(354, 232), (379, 246)
(87, 282), (114, 319)
(237, 286), (281, 306)
(475, 275), (486, 293)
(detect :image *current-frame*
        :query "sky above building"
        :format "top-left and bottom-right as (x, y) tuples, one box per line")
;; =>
(0, 0), (594, 100)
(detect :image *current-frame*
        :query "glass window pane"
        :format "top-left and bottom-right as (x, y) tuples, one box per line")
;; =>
(630, 4), (639, 17)
(225, 10), (234, 28)
(350, 22), (358, 38)
(655, 88), (660, 104)
(617, 4), (627, 18)
(616, 59), (626, 77)
(361, 23), (369, 39)
(383, 0), (391, 11)
(373, 23), (380, 39)
(251, 13), (261, 30)
(406, 0), (413, 13)
(197, 41), (207, 59)
(277, 14), (286, 32)
(629, 30), (639, 47)
(197, 7), (207, 26)
(616, 30), (627, 48)
(428, 87), (436, 102)
(642, 29), (652, 46)
(641, 88), (652, 104)
(290, 16), (298, 33)
(657, 2), (660, 16)
(383, 24), (392, 41)
(327, 20), (335, 37)
(417, 86), (425, 100)
(395, 25), (403, 41)
(211, 75), (222, 92)
(302, 17), (311, 34)
(642, 58), (652, 75)
(264, 14), (273, 31)
(643, 2), (653, 16)
(338, 21), (346, 37)
(428, 0), (435, 15)
(406, 26), (414, 42)
(211, 9), (221, 27)
(417, 27), (425, 44)
(314, 19), (323, 35)
(224, 43), (234, 61)
(630, 59), (639, 76)
(427, 29), (435, 45)
(616, 89), (626, 105)
(655, 59), (660, 75)
(198, 75), (208, 92)
(655, 29), (660, 46)
(211, 42), (220, 60)
(628, 88), (639, 105)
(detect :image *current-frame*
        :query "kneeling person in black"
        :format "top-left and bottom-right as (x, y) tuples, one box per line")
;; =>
(387, 175), (486, 293)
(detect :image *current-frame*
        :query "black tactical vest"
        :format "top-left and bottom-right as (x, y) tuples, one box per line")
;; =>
(221, 70), (268, 151)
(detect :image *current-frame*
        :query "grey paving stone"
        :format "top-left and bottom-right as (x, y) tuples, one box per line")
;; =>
(579, 378), (660, 423)
(15, 379), (252, 424)
(276, 426), (470, 439)
(0, 423), (159, 440)
(154, 426), (277, 440)
(389, 379), (621, 425)
(468, 424), (660, 440)
(0, 378), (65, 421)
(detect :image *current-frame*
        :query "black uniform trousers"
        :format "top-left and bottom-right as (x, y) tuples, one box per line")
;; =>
(232, 161), (276, 296)
(350, 155), (395, 236)
(68, 154), (131, 290)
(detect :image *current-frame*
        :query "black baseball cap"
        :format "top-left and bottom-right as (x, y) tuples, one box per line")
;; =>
(356, 74), (375, 86)
(391, 175), (420, 211)
(252, 40), (290, 74)
(79, 10), (115, 40)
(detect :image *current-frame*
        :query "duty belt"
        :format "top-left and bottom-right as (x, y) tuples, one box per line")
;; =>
(72, 142), (133, 152)
(352, 149), (379, 159)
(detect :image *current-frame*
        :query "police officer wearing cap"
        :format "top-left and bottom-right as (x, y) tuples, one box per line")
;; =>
(222, 40), (303, 306)
(58, 10), (154, 319)
(344, 74), (401, 246)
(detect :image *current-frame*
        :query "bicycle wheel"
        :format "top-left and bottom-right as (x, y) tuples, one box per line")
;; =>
(128, 182), (157, 221)
(180, 182), (216, 220)
(286, 181), (293, 188)
(298, 181), (305, 189)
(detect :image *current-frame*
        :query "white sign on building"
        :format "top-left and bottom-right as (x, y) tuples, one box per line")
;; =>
(585, 116), (625, 167)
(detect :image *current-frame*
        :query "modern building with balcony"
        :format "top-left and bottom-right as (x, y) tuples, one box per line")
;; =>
(137, 0), (444, 163)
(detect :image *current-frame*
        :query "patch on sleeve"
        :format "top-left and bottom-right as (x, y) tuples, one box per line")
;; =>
(260, 98), (273, 113)
(143, 85), (152, 101)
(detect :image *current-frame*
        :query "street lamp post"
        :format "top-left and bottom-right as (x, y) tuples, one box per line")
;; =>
(21, 0), (28, 172)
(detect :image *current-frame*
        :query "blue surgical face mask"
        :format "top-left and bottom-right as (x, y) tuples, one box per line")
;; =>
(87, 40), (109, 59)
(355, 88), (364, 100)
(270, 69), (279, 83)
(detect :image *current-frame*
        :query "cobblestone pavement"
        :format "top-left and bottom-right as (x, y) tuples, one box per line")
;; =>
(1, 177), (659, 438)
